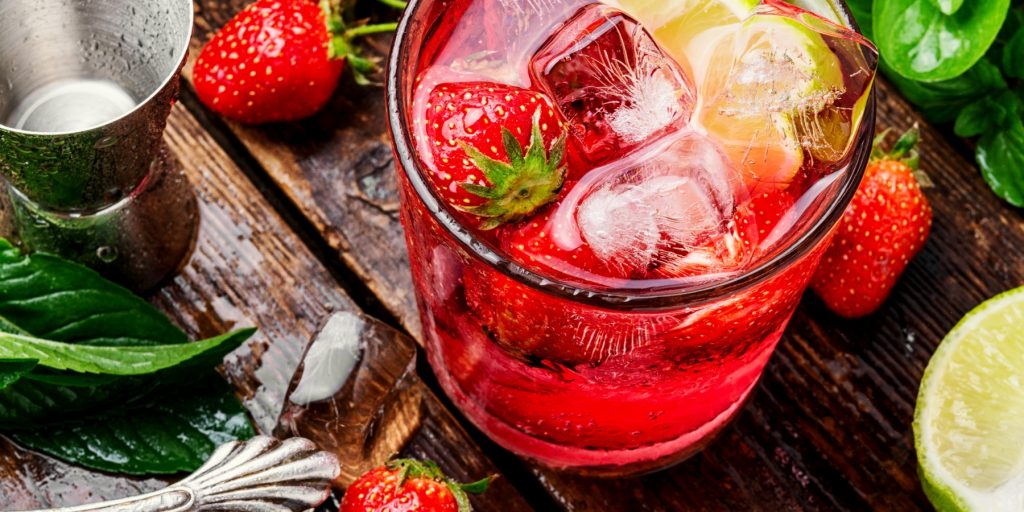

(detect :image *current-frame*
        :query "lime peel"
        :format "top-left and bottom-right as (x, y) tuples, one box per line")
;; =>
(915, 286), (1024, 511)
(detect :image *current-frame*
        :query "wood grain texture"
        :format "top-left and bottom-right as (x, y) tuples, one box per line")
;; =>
(181, 8), (1024, 503)
(187, 0), (420, 334)
(0, 104), (530, 512)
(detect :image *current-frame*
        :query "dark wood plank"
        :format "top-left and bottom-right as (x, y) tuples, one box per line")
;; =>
(187, 1), (420, 335)
(183, 6), (1024, 503)
(0, 104), (531, 512)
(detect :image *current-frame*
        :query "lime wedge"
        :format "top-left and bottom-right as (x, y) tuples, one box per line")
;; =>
(915, 287), (1024, 511)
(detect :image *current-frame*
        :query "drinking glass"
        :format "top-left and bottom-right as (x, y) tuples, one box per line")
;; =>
(387, 0), (876, 475)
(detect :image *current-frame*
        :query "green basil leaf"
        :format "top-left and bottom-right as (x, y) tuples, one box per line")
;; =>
(977, 117), (1024, 206)
(883, 58), (1008, 123)
(875, 0), (1010, 82)
(954, 98), (1005, 137)
(928, 0), (965, 15)
(0, 328), (254, 375)
(11, 378), (255, 474)
(0, 239), (186, 347)
(0, 359), (36, 390)
(1004, 29), (1024, 78)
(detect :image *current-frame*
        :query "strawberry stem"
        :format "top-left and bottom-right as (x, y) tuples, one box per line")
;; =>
(375, 0), (408, 8)
(345, 22), (399, 38)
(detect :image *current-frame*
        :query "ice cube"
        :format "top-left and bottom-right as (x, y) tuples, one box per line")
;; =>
(553, 131), (739, 274)
(531, 4), (695, 164)
(274, 312), (422, 488)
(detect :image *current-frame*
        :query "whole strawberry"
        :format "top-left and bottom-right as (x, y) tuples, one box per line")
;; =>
(194, 0), (385, 124)
(419, 82), (568, 229)
(810, 126), (932, 318)
(341, 459), (492, 512)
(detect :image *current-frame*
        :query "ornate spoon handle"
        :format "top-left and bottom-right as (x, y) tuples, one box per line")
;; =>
(25, 436), (340, 512)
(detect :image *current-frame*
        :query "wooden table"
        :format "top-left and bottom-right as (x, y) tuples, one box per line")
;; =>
(4, 2), (1019, 510)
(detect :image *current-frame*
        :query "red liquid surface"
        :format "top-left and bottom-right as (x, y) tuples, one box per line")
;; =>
(398, 0), (874, 473)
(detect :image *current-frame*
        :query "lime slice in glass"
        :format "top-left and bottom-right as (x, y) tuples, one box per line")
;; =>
(689, 13), (845, 189)
(915, 287), (1024, 512)
(604, 0), (759, 33)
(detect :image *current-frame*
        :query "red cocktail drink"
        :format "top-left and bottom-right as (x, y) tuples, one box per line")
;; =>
(388, 0), (876, 474)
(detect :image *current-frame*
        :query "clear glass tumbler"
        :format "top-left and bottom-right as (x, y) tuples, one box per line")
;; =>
(387, 0), (876, 475)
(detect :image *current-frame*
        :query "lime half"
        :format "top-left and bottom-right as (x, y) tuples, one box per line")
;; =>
(915, 287), (1024, 511)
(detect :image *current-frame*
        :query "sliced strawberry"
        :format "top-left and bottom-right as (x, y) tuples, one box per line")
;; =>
(419, 82), (570, 230)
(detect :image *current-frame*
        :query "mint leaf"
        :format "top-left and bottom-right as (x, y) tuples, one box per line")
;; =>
(928, 0), (964, 15)
(954, 98), (1004, 138)
(0, 328), (254, 375)
(0, 360), (36, 390)
(977, 117), (1024, 207)
(1004, 29), (1024, 78)
(874, 0), (1010, 82)
(883, 58), (1008, 123)
(0, 376), (156, 426)
(0, 239), (186, 347)
(11, 378), (255, 475)
(0, 328), (254, 425)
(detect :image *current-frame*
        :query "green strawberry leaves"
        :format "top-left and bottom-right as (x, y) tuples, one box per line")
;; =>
(12, 378), (254, 475)
(874, 0), (1010, 82)
(460, 109), (567, 230)
(0, 240), (256, 473)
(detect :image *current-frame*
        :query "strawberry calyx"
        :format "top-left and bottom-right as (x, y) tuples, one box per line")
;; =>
(871, 124), (920, 170)
(870, 123), (934, 188)
(387, 458), (495, 512)
(320, 0), (397, 85)
(459, 109), (568, 230)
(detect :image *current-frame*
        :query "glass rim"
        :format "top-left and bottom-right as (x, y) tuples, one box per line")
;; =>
(0, 0), (194, 137)
(386, 0), (876, 311)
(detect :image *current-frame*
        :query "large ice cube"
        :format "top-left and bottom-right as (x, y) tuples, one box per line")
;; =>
(552, 131), (740, 274)
(531, 4), (695, 165)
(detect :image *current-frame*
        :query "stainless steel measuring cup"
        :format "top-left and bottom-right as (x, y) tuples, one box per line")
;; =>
(0, 0), (198, 290)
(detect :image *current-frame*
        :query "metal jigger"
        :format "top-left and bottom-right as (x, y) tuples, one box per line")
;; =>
(0, 0), (198, 291)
